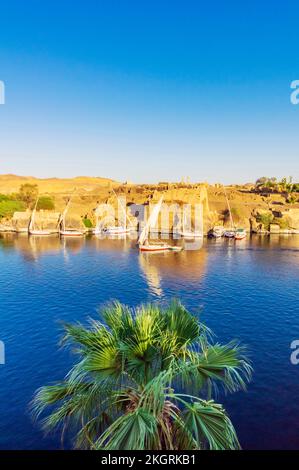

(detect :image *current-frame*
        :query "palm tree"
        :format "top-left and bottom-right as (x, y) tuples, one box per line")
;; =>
(32, 300), (252, 450)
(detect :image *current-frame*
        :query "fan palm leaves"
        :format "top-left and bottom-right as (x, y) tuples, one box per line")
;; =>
(32, 300), (252, 450)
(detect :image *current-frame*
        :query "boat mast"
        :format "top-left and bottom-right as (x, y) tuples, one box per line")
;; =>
(59, 190), (75, 232)
(223, 186), (234, 230)
(138, 196), (163, 246)
(29, 197), (39, 232)
(182, 209), (187, 233)
(112, 188), (133, 229)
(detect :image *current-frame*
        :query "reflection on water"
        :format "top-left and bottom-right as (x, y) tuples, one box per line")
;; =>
(1, 231), (298, 257)
(0, 232), (299, 449)
(139, 249), (207, 296)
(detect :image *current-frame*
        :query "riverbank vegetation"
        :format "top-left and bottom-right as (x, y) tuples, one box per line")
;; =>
(255, 176), (299, 199)
(0, 184), (55, 220)
(32, 300), (251, 450)
(0, 194), (25, 218)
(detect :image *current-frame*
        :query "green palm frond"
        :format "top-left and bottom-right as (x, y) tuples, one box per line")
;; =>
(100, 301), (132, 337)
(183, 399), (241, 450)
(162, 300), (200, 349)
(96, 408), (158, 450)
(193, 343), (252, 393)
(32, 300), (252, 450)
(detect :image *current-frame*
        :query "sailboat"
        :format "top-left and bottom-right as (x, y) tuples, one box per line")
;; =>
(59, 192), (85, 237)
(176, 205), (203, 238)
(223, 187), (235, 238)
(28, 198), (52, 236)
(94, 190), (133, 235)
(138, 196), (182, 252)
(222, 187), (246, 240)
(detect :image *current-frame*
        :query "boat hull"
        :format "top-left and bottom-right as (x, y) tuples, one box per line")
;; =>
(176, 231), (203, 238)
(29, 230), (53, 236)
(139, 243), (182, 252)
(60, 230), (85, 237)
(235, 231), (246, 240)
(139, 244), (171, 252)
(104, 226), (131, 235)
(211, 226), (225, 238)
(224, 231), (235, 238)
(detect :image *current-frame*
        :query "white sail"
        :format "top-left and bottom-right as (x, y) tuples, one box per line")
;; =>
(58, 193), (73, 231)
(112, 189), (133, 229)
(29, 198), (38, 232)
(138, 196), (163, 246)
(223, 186), (234, 229)
(183, 208), (190, 232)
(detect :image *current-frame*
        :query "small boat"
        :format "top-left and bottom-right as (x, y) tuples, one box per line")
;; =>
(104, 226), (131, 235)
(176, 198), (203, 239)
(60, 229), (84, 237)
(235, 228), (246, 240)
(93, 190), (134, 236)
(138, 196), (182, 252)
(139, 242), (173, 252)
(28, 197), (53, 236)
(211, 226), (225, 238)
(93, 225), (130, 235)
(139, 242), (183, 252)
(58, 192), (85, 237)
(178, 231), (202, 239)
(224, 230), (235, 238)
(29, 229), (53, 236)
(223, 187), (236, 239)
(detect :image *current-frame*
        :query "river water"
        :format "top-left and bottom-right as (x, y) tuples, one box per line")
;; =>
(0, 233), (298, 449)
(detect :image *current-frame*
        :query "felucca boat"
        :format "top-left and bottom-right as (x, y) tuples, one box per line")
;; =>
(223, 187), (236, 238)
(176, 206), (203, 238)
(138, 196), (182, 252)
(59, 193), (85, 237)
(28, 198), (52, 236)
(93, 189), (133, 235)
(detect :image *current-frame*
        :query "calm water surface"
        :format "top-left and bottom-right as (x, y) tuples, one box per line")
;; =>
(0, 233), (298, 449)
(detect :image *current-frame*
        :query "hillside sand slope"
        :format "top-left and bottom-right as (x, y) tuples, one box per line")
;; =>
(0, 174), (118, 194)
(0, 175), (298, 233)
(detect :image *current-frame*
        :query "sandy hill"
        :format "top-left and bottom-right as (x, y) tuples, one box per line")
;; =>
(0, 174), (118, 194)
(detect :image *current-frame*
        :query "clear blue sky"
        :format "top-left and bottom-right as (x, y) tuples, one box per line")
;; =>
(0, 0), (298, 183)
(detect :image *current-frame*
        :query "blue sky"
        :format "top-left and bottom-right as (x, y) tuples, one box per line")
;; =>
(0, 0), (298, 183)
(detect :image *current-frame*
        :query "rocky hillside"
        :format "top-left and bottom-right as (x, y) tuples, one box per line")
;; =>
(0, 175), (298, 233)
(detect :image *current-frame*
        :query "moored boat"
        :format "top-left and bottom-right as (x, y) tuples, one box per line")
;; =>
(60, 229), (85, 236)
(223, 186), (236, 239)
(177, 231), (202, 238)
(211, 226), (225, 238)
(93, 189), (134, 236)
(28, 197), (53, 236)
(29, 229), (53, 236)
(224, 230), (235, 238)
(139, 242), (172, 252)
(234, 228), (246, 240)
(104, 226), (131, 235)
(138, 196), (182, 252)
(176, 198), (203, 239)
(58, 191), (85, 237)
